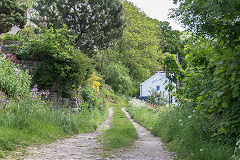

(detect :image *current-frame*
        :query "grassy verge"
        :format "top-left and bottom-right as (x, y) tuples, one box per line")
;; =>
(0, 98), (108, 158)
(99, 104), (138, 151)
(127, 99), (233, 160)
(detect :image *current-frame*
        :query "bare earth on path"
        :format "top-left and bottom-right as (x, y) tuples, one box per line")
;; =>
(118, 107), (176, 160)
(22, 107), (113, 160)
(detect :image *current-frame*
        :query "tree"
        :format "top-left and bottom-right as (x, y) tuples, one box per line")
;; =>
(171, 0), (240, 42)
(32, 0), (125, 55)
(0, 0), (26, 34)
(171, 0), (240, 142)
(18, 0), (37, 7)
(95, 1), (185, 95)
(108, 1), (164, 85)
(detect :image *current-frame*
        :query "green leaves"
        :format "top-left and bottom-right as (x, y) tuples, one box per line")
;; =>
(0, 56), (31, 98)
(18, 27), (94, 97)
(33, 0), (125, 55)
(171, 0), (240, 43)
(0, 0), (26, 34)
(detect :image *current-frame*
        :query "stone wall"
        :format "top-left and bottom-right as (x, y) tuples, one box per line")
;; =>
(0, 39), (21, 53)
(1, 40), (80, 108)
(19, 60), (80, 107)
(19, 60), (39, 75)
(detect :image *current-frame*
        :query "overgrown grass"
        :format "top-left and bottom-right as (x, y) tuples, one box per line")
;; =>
(127, 100), (233, 160)
(99, 104), (138, 150)
(0, 97), (108, 158)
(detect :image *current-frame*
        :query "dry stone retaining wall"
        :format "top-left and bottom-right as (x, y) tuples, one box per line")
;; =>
(19, 60), (80, 107)
(1, 40), (80, 108)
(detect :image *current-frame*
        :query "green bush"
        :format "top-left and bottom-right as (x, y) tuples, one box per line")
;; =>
(147, 90), (168, 106)
(79, 86), (106, 112)
(17, 27), (94, 97)
(0, 55), (30, 98)
(102, 63), (135, 96)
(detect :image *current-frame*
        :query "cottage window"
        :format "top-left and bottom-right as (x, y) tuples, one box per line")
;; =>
(156, 86), (160, 91)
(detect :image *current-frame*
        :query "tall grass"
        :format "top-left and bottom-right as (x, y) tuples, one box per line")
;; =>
(0, 97), (108, 158)
(127, 99), (233, 160)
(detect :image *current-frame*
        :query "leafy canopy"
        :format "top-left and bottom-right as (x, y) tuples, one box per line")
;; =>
(32, 0), (125, 55)
(171, 0), (240, 143)
(171, 0), (240, 41)
(0, 0), (26, 34)
(18, 27), (94, 97)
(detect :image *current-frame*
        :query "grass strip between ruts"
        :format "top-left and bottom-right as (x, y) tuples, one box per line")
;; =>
(99, 104), (138, 150)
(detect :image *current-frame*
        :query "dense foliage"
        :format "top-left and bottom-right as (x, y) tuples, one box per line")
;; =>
(32, 0), (125, 55)
(18, 27), (94, 97)
(0, 55), (30, 98)
(95, 1), (182, 95)
(0, 44), (107, 157)
(0, 0), (26, 34)
(101, 63), (134, 95)
(171, 0), (240, 41)
(167, 0), (240, 147)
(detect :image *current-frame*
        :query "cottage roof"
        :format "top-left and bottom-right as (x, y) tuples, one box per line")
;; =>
(140, 71), (166, 85)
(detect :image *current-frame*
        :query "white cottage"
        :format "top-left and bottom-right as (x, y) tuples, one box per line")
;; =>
(139, 71), (177, 104)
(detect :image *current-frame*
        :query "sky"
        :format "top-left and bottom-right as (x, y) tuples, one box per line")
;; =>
(126, 0), (184, 31)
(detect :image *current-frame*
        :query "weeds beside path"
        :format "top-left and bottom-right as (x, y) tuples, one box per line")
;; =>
(18, 104), (176, 160)
(22, 107), (113, 160)
(117, 107), (176, 160)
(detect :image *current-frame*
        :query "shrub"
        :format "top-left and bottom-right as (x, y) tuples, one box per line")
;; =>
(17, 27), (94, 97)
(102, 63), (135, 96)
(79, 86), (106, 112)
(147, 90), (168, 106)
(128, 98), (150, 110)
(0, 55), (30, 98)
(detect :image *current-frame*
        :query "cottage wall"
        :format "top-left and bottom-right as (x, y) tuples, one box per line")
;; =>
(140, 72), (177, 105)
(140, 72), (169, 98)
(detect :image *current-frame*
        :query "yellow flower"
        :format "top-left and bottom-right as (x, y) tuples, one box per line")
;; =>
(86, 71), (102, 92)
(0, 35), (6, 40)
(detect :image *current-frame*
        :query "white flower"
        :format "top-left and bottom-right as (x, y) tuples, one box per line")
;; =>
(188, 115), (192, 119)
(200, 148), (203, 152)
(128, 98), (149, 109)
(193, 110), (196, 113)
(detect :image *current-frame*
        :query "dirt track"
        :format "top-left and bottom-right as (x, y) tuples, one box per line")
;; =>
(19, 107), (176, 160)
(117, 107), (176, 160)
(23, 108), (113, 160)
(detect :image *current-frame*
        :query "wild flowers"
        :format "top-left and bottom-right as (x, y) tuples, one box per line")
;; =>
(30, 85), (39, 99)
(6, 53), (19, 64)
(128, 98), (149, 109)
(0, 54), (31, 98)
(1, 46), (19, 64)
(30, 84), (50, 100)
(232, 138), (240, 160)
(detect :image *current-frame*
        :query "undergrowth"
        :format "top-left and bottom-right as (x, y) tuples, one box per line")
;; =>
(127, 99), (233, 160)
